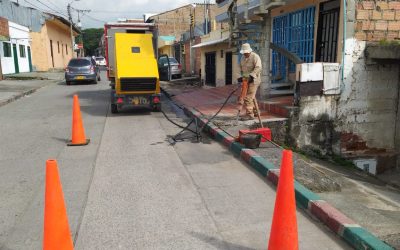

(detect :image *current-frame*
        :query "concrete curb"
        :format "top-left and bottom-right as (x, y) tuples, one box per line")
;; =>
(0, 88), (38, 108)
(0, 80), (57, 108)
(182, 106), (394, 250)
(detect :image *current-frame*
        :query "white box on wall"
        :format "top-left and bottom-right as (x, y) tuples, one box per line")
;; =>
(296, 63), (323, 82)
(323, 63), (340, 95)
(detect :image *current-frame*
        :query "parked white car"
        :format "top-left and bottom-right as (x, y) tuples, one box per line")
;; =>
(95, 56), (106, 66)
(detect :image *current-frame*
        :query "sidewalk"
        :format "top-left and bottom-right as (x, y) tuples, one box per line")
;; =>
(161, 81), (400, 249)
(0, 72), (63, 107)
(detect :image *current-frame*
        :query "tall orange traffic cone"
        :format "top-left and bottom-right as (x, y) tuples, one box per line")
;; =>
(68, 95), (89, 146)
(268, 150), (298, 250)
(43, 159), (74, 250)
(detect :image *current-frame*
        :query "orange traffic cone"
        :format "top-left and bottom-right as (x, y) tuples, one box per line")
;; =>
(43, 159), (74, 250)
(268, 150), (298, 250)
(68, 95), (89, 146)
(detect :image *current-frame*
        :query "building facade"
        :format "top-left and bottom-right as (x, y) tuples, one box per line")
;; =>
(30, 14), (79, 71)
(0, 0), (79, 73)
(0, 21), (31, 74)
(215, 0), (399, 173)
(148, 3), (217, 76)
(194, 29), (240, 87)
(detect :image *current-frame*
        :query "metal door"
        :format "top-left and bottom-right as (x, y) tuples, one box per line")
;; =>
(205, 52), (216, 86)
(316, 0), (340, 62)
(12, 44), (19, 74)
(272, 6), (315, 82)
(50, 40), (54, 68)
(225, 52), (233, 85)
(27, 46), (33, 72)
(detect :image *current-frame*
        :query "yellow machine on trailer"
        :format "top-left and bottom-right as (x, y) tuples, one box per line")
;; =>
(111, 32), (161, 113)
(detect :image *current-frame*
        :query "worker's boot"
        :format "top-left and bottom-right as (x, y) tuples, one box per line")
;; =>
(253, 109), (259, 118)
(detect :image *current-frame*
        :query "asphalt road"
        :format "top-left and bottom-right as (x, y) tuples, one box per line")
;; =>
(0, 72), (349, 249)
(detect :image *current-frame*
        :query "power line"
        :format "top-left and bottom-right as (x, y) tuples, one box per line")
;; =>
(82, 13), (108, 24)
(33, 0), (68, 19)
(23, 0), (46, 12)
(40, 0), (68, 16)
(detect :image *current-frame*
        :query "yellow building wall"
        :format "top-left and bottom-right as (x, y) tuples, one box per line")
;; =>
(200, 43), (240, 87)
(159, 46), (173, 57)
(31, 20), (75, 71)
(46, 21), (74, 69)
(30, 25), (50, 72)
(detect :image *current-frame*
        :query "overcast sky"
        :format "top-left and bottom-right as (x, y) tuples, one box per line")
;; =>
(17, 0), (214, 29)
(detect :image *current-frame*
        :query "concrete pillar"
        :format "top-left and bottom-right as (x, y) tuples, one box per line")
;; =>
(259, 14), (271, 99)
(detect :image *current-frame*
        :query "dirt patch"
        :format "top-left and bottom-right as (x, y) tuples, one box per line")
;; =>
(212, 119), (343, 192)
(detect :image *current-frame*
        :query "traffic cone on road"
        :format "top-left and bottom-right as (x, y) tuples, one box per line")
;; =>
(43, 159), (74, 250)
(268, 150), (298, 250)
(68, 95), (90, 146)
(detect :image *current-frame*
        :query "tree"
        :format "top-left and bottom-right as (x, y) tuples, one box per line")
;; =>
(81, 28), (103, 56)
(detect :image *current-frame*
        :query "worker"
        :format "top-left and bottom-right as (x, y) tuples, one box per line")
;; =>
(237, 43), (262, 121)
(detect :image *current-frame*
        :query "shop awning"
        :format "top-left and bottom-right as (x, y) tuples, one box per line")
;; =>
(191, 38), (228, 48)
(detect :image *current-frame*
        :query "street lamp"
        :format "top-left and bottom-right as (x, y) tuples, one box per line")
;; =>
(68, 0), (80, 57)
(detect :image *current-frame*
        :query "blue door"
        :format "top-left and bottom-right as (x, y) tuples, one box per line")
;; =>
(272, 6), (316, 83)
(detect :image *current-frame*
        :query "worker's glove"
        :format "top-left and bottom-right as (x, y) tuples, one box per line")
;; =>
(237, 77), (243, 83)
(249, 75), (254, 83)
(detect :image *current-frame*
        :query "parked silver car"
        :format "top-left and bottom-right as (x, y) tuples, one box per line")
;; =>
(158, 56), (182, 80)
(65, 57), (100, 85)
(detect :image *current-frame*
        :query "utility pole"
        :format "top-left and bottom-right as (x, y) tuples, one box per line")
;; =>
(74, 8), (90, 57)
(67, 3), (75, 58)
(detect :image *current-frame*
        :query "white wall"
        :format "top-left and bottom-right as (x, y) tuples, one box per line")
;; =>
(0, 21), (31, 74)
(0, 42), (15, 74)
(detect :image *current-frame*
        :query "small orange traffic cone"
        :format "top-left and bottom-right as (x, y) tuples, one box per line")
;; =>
(68, 95), (89, 146)
(43, 159), (74, 250)
(268, 150), (298, 250)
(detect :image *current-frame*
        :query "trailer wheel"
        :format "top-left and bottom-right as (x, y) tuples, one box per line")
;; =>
(111, 104), (118, 114)
(153, 104), (161, 112)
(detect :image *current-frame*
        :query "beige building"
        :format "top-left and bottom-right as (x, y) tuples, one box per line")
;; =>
(195, 28), (240, 87)
(30, 14), (79, 71)
(148, 3), (218, 76)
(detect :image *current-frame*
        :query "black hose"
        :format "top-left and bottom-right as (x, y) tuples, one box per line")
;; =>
(160, 109), (197, 134)
(161, 84), (283, 150)
(198, 86), (240, 133)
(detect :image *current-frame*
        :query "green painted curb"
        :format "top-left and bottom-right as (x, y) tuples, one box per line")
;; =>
(294, 181), (321, 209)
(250, 156), (277, 177)
(230, 142), (245, 156)
(215, 131), (231, 142)
(342, 227), (394, 250)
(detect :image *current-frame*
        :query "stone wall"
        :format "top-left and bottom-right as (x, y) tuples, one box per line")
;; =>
(285, 0), (400, 173)
(339, 0), (400, 172)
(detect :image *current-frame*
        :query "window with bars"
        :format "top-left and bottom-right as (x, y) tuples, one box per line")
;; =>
(3, 42), (12, 57)
(19, 45), (26, 58)
(272, 6), (316, 82)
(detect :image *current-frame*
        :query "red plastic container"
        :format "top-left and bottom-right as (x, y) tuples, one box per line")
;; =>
(239, 128), (272, 143)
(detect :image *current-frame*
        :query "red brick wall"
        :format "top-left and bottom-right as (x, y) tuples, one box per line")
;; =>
(355, 0), (400, 41)
(183, 37), (202, 76)
(184, 41), (191, 74)
(0, 17), (9, 38)
(0, 17), (8, 80)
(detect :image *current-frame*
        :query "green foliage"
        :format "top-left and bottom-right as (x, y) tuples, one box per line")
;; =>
(81, 28), (103, 56)
(378, 39), (400, 46)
